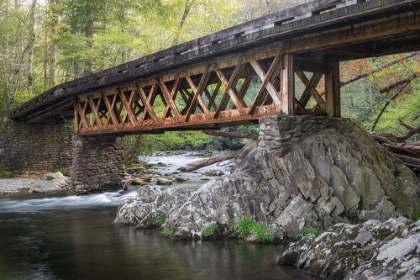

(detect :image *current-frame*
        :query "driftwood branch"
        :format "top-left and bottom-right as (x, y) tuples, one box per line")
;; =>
(403, 125), (420, 141)
(202, 129), (258, 140)
(399, 119), (416, 131)
(370, 122), (420, 177)
(178, 150), (240, 172)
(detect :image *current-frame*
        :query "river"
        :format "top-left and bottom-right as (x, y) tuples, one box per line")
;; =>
(0, 153), (317, 280)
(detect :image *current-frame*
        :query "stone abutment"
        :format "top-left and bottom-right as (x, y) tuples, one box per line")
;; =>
(71, 135), (125, 192)
(0, 118), (125, 192)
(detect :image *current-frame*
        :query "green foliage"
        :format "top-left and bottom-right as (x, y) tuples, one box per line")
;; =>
(296, 228), (323, 239)
(0, 167), (13, 178)
(155, 215), (166, 227)
(125, 131), (213, 156)
(123, 124), (259, 157)
(236, 216), (277, 243)
(161, 226), (175, 236)
(341, 55), (420, 134)
(202, 223), (218, 238)
(237, 216), (254, 239)
(210, 125), (258, 151)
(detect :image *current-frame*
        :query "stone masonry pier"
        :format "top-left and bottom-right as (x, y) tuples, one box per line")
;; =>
(0, 118), (125, 192)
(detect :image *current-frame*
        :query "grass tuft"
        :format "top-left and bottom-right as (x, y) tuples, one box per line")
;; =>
(236, 216), (277, 243)
(296, 228), (323, 239)
(202, 223), (218, 238)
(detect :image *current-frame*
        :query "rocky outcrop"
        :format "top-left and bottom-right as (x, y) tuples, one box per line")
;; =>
(112, 185), (192, 229)
(115, 115), (420, 241)
(164, 116), (419, 239)
(278, 217), (420, 280)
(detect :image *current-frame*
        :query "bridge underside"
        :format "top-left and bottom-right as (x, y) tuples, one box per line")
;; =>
(10, 0), (420, 136)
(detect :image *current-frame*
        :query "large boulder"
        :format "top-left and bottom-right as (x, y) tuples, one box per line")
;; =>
(115, 116), (420, 241)
(112, 185), (192, 229)
(278, 217), (420, 280)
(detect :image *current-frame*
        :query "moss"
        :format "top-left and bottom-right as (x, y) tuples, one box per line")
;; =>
(373, 227), (392, 240)
(51, 167), (65, 173)
(0, 167), (13, 178)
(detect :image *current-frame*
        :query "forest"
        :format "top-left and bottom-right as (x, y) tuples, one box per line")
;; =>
(1, 0), (419, 155)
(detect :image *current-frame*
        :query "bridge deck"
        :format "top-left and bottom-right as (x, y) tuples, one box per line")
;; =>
(10, 0), (420, 135)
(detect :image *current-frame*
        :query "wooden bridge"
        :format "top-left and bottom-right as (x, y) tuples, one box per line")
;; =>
(10, 0), (420, 136)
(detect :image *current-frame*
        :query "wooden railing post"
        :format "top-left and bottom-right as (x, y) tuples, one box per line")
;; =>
(325, 60), (341, 117)
(280, 54), (295, 115)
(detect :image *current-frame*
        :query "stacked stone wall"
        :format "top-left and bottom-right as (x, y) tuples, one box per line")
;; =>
(0, 118), (73, 174)
(258, 115), (345, 156)
(72, 135), (125, 192)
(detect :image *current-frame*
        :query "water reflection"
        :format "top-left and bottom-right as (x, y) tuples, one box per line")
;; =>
(0, 205), (317, 280)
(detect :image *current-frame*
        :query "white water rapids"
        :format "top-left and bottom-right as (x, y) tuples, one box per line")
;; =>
(0, 151), (234, 213)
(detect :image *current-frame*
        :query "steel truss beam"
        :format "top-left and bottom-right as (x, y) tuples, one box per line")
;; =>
(75, 44), (340, 135)
(75, 45), (293, 135)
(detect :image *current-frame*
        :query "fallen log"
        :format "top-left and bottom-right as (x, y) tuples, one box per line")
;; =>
(202, 130), (258, 140)
(178, 150), (240, 172)
(369, 123), (420, 177)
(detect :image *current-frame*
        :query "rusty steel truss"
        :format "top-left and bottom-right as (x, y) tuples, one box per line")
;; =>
(74, 44), (339, 135)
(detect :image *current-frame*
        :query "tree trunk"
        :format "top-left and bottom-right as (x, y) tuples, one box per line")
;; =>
(27, 0), (37, 94)
(48, 0), (59, 86)
(178, 150), (239, 172)
(172, 0), (195, 45)
(202, 130), (258, 140)
(4, 1), (10, 116)
(124, 135), (143, 164)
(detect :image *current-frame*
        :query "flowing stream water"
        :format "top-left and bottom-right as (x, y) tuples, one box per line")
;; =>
(0, 153), (317, 280)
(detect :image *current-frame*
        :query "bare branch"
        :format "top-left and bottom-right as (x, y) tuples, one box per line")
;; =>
(341, 52), (420, 87)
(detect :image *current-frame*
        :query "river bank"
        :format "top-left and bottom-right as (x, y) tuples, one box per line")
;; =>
(0, 150), (233, 196)
(0, 175), (69, 195)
